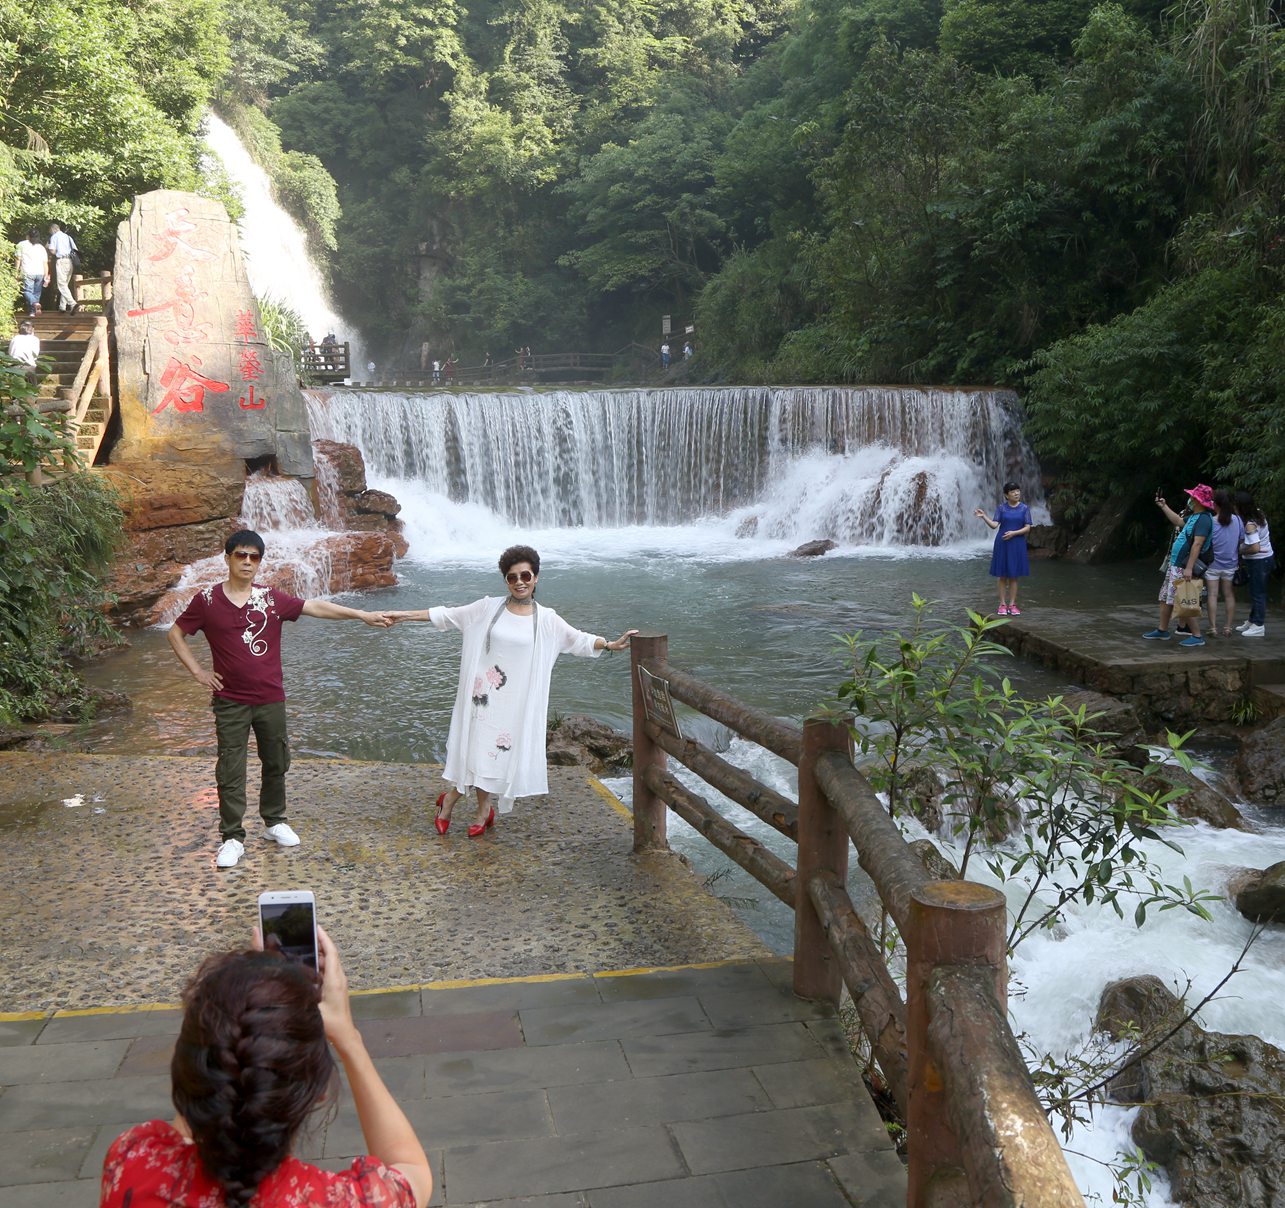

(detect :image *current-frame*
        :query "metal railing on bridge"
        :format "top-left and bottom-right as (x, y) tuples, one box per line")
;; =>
(629, 634), (1086, 1208)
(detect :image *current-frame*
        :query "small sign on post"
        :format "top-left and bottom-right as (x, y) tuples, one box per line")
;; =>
(637, 665), (683, 740)
(661, 314), (672, 336)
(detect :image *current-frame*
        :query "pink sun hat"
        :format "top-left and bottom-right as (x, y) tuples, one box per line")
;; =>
(1184, 483), (1215, 509)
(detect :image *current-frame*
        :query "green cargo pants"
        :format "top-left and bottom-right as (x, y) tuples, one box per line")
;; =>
(212, 698), (291, 841)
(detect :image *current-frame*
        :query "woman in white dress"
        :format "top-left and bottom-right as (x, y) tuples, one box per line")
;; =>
(388, 546), (637, 836)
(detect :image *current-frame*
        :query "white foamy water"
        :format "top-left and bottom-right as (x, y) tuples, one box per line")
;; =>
(155, 471), (343, 622)
(306, 386), (1045, 556)
(602, 748), (1285, 1208)
(202, 114), (364, 366)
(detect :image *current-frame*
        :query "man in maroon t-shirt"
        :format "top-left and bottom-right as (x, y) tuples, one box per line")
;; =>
(168, 529), (392, 869)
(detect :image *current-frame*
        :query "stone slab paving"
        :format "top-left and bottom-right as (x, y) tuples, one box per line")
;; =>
(0, 962), (906, 1207)
(0, 752), (904, 1204)
(0, 754), (769, 1011)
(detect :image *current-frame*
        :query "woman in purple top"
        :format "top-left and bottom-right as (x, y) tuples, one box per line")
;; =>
(1203, 489), (1245, 636)
(974, 481), (1033, 616)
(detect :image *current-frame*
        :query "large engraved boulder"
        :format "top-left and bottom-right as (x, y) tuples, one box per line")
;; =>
(111, 190), (314, 480)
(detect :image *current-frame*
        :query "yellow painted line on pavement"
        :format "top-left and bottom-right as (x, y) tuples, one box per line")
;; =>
(53, 1001), (181, 1018)
(594, 958), (777, 979)
(586, 773), (632, 821)
(0, 1009), (50, 1022)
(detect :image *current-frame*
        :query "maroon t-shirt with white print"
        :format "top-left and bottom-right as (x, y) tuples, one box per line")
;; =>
(175, 582), (306, 705)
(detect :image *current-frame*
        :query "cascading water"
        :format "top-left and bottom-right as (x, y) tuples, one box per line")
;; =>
(156, 471), (340, 622)
(201, 114), (365, 366)
(306, 385), (1043, 550)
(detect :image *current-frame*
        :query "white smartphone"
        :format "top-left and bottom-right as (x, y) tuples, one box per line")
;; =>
(258, 889), (318, 971)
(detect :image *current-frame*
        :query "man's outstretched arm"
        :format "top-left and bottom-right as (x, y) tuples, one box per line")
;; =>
(301, 599), (392, 627)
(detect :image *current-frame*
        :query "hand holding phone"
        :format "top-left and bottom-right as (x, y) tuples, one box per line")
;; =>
(258, 889), (319, 971)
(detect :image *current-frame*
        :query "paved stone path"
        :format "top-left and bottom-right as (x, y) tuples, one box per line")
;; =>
(0, 753), (906, 1206)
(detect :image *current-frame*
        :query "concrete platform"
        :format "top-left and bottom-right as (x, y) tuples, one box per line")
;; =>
(0, 961), (905, 1207)
(993, 604), (1285, 724)
(0, 754), (772, 1011)
(0, 753), (905, 1205)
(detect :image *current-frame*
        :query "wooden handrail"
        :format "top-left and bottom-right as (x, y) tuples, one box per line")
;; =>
(928, 965), (1084, 1206)
(642, 765), (796, 905)
(645, 720), (798, 839)
(628, 637), (1087, 1208)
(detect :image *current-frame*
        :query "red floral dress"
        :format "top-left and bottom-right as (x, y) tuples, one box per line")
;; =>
(100, 1120), (415, 1206)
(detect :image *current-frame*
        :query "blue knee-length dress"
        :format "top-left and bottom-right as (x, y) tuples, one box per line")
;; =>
(989, 501), (1032, 578)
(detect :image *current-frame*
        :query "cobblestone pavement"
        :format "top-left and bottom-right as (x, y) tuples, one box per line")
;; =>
(0, 753), (770, 1012)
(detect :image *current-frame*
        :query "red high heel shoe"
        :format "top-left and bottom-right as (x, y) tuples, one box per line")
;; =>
(434, 791), (451, 835)
(467, 807), (495, 838)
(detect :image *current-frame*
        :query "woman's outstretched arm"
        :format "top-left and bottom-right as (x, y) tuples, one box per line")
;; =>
(317, 927), (432, 1207)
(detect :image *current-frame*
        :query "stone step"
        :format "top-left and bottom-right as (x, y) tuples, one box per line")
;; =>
(1249, 683), (1285, 722)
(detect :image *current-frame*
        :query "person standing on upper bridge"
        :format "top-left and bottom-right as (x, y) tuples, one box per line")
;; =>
(384, 545), (637, 838)
(166, 529), (394, 869)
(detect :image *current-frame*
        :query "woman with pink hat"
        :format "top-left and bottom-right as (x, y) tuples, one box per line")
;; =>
(1143, 484), (1214, 647)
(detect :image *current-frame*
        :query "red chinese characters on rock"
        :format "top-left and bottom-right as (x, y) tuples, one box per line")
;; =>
(126, 265), (213, 346)
(148, 208), (216, 264)
(151, 355), (230, 415)
(234, 308), (268, 410)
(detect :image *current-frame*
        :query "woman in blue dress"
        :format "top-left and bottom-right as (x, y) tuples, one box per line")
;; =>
(974, 482), (1032, 615)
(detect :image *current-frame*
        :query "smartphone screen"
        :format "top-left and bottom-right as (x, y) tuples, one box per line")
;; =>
(258, 892), (318, 971)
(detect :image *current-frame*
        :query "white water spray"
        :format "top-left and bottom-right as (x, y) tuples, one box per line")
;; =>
(201, 113), (364, 367)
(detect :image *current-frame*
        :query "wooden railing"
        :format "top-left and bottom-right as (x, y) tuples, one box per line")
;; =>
(71, 270), (112, 313)
(629, 634), (1086, 1208)
(302, 342), (350, 382)
(63, 315), (113, 467)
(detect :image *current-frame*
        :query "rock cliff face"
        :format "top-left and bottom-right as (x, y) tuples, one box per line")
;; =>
(102, 191), (402, 624)
(112, 190), (314, 478)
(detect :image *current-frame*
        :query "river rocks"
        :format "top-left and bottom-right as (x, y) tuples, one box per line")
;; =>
(98, 460), (244, 530)
(789, 539), (837, 558)
(317, 532), (399, 593)
(314, 439), (408, 554)
(1026, 522), (1069, 558)
(545, 714), (633, 773)
(908, 839), (959, 881)
(106, 518), (236, 626)
(1236, 717), (1285, 805)
(1152, 764), (1249, 831)
(1096, 975), (1285, 1207)
(1057, 689), (1148, 766)
(1228, 862), (1285, 924)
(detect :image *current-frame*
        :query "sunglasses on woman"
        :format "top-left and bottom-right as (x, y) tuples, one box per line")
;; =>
(505, 570), (534, 584)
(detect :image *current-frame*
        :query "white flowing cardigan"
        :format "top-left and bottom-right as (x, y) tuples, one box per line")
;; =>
(429, 596), (603, 811)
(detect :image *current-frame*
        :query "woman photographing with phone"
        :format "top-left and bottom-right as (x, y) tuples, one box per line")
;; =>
(385, 544), (637, 837)
(100, 927), (432, 1207)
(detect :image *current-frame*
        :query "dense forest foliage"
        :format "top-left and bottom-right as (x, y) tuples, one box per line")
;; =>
(3, 0), (1284, 520)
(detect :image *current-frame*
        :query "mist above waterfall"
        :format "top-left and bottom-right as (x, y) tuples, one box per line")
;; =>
(307, 385), (1043, 553)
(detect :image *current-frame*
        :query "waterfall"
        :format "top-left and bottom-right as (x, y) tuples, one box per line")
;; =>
(201, 113), (365, 366)
(306, 385), (1041, 548)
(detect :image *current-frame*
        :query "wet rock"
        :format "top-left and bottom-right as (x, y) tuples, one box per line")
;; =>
(735, 516), (759, 538)
(545, 715), (632, 773)
(106, 518), (237, 626)
(1026, 523), (1069, 558)
(314, 438), (367, 495)
(789, 539), (837, 558)
(908, 839), (959, 882)
(1057, 690), (1147, 767)
(98, 460), (244, 530)
(312, 532), (399, 594)
(1095, 975), (1285, 1207)
(898, 763), (945, 833)
(1228, 862), (1285, 924)
(1236, 717), (1285, 805)
(1151, 764), (1248, 830)
(0, 727), (34, 751)
(355, 489), (401, 518)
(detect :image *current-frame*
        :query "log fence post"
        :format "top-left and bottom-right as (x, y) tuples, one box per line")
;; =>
(793, 717), (852, 1004)
(905, 880), (1007, 1207)
(630, 633), (669, 853)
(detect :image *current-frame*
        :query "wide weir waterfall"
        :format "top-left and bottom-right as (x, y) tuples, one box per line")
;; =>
(307, 384), (1042, 547)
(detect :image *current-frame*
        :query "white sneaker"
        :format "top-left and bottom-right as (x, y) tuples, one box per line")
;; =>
(1240, 623), (1266, 637)
(264, 822), (301, 847)
(1235, 620), (1250, 631)
(216, 838), (245, 868)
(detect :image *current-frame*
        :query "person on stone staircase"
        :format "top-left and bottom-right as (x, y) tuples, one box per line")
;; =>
(13, 228), (49, 316)
(47, 221), (79, 313)
(6, 320), (40, 381)
(166, 529), (395, 870)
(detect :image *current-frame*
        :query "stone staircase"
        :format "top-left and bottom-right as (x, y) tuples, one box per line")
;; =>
(25, 310), (113, 467)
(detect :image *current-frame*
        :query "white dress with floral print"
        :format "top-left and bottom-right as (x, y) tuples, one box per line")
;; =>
(466, 608), (531, 794)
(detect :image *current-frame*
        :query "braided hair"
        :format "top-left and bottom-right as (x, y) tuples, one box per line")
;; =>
(171, 950), (336, 1207)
